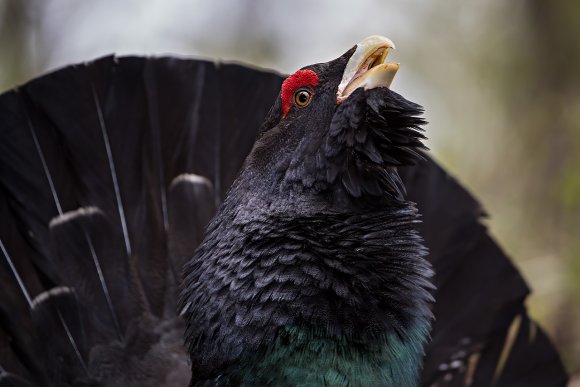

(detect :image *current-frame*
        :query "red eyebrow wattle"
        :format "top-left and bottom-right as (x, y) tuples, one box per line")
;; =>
(281, 69), (319, 118)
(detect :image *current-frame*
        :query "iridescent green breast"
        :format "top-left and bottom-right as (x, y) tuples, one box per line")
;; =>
(219, 322), (430, 386)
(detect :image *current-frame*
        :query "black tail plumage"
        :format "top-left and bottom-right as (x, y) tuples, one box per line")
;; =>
(401, 160), (568, 386)
(0, 56), (282, 386)
(0, 56), (567, 386)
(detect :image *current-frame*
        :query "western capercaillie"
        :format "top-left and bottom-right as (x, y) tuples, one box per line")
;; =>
(0, 36), (568, 386)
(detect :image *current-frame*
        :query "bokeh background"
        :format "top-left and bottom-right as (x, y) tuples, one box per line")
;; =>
(1, 0), (579, 382)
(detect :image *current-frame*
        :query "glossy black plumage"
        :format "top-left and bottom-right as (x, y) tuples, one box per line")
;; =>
(0, 56), (282, 386)
(178, 48), (435, 383)
(0, 53), (568, 386)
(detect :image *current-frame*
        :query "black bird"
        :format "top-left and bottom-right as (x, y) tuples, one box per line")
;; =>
(0, 36), (568, 386)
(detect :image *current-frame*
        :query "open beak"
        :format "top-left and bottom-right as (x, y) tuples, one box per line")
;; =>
(336, 35), (399, 103)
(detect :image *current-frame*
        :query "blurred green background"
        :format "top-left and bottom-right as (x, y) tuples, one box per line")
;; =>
(1, 0), (578, 383)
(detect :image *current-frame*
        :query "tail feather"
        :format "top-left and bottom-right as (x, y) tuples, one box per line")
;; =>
(24, 56), (167, 315)
(0, 55), (284, 386)
(168, 174), (216, 273)
(166, 174), (216, 317)
(30, 287), (89, 381)
(216, 63), (286, 200)
(0, 323), (35, 383)
(0, 221), (42, 382)
(0, 239), (32, 309)
(0, 91), (74, 282)
(400, 157), (567, 386)
(94, 57), (169, 315)
(487, 309), (568, 386)
(0, 192), (43, 340)
(48, 207), (143, 342)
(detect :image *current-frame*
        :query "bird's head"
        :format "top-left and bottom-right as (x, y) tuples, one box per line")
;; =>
(238, 35), (427, 211)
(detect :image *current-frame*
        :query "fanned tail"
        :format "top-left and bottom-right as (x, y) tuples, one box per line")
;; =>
(400, 157), (568, 386)
(0, 56), (282, 386)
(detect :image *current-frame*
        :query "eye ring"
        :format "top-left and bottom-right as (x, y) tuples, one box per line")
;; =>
(294, 89), (313, 108)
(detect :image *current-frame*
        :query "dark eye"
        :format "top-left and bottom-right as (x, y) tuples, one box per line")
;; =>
(294, 89), (313, 107)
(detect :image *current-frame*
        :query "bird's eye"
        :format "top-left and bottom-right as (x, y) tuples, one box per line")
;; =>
(294, 89), (312, 108)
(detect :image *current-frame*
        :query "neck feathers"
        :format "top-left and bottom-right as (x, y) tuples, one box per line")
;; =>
(180, 199), (434, 384)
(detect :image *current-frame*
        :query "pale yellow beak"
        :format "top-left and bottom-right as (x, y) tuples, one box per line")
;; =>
(336, 35), (399, 103)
